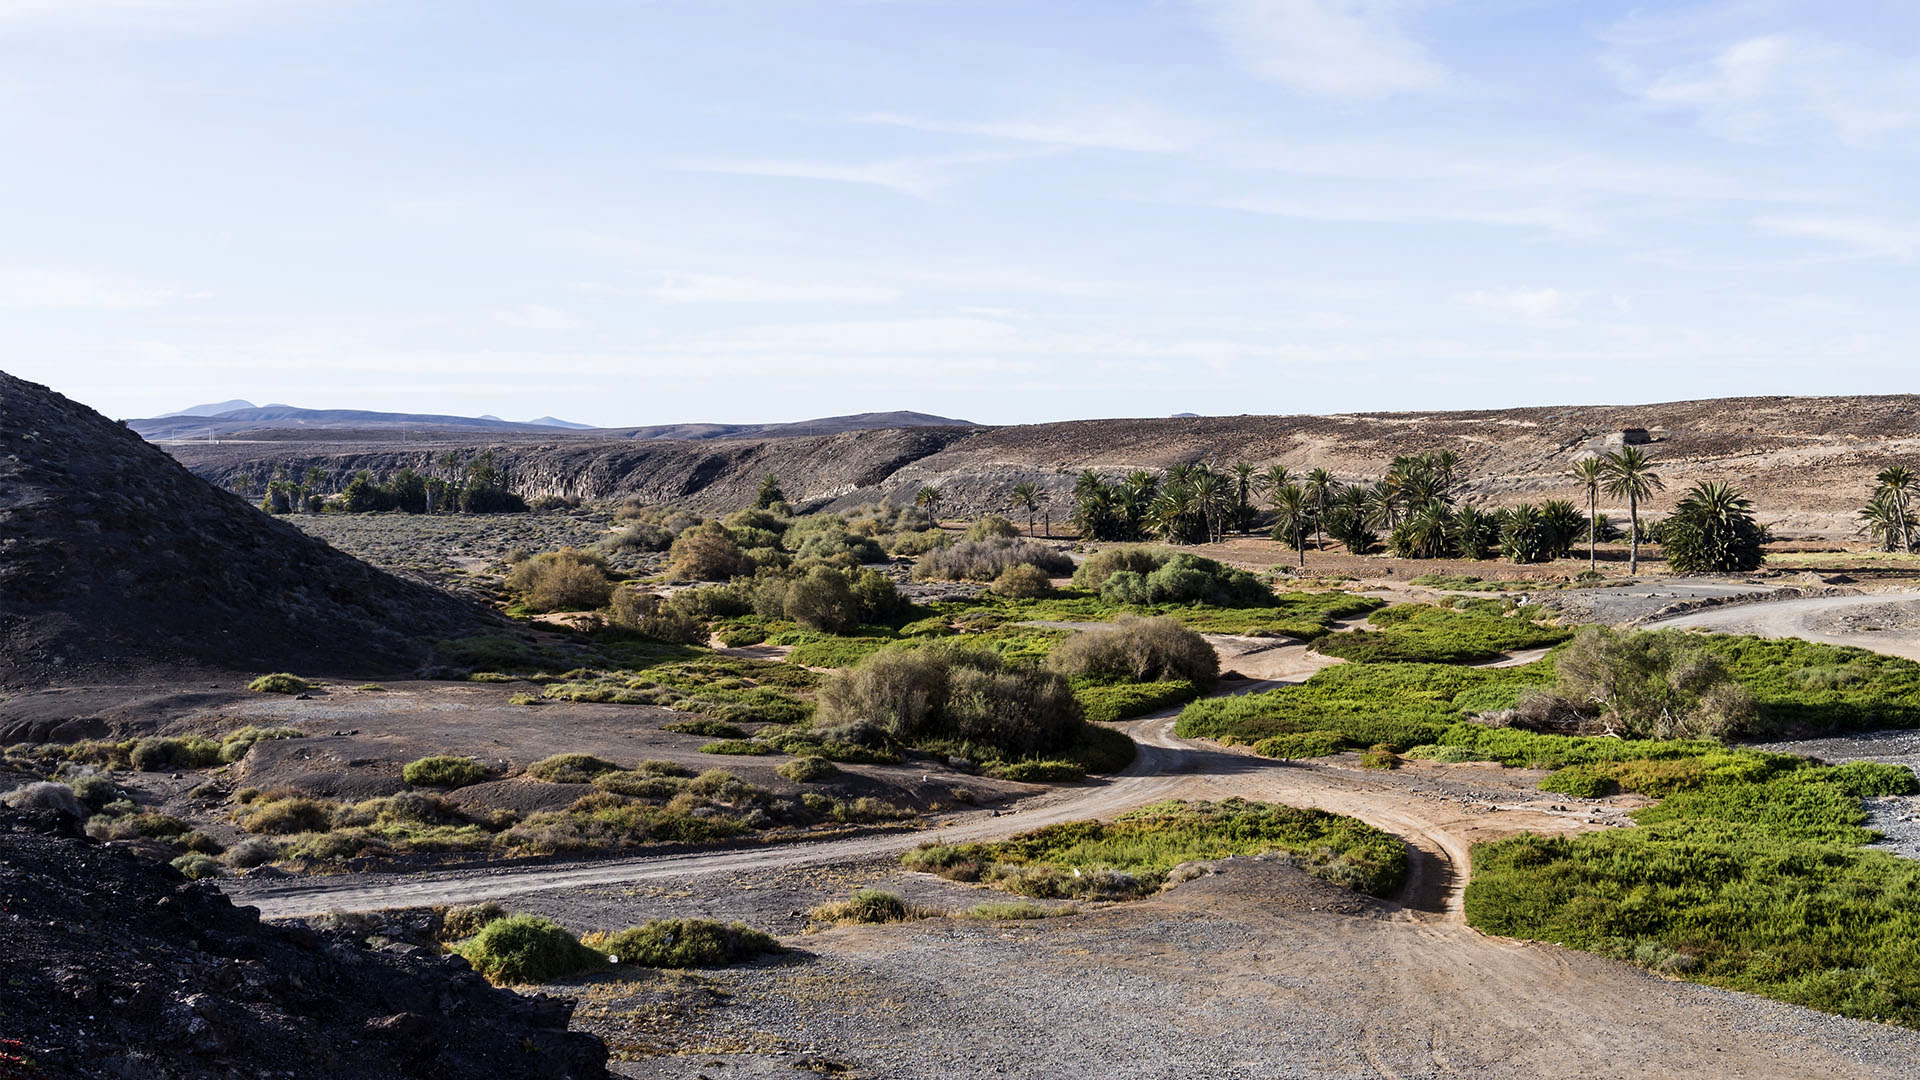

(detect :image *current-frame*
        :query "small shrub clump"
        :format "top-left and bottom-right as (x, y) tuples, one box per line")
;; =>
(584, 918), (781, 968)
(816, 644), (1083, 758)
(455, 914), (604, 984)
(506, 548), (613, 612)
(776, 755), (840, 783)
(526, 754), (622, 784)
(990, 563), (1055, 598)
(809, 889), (932, 924)
(402, 756), (495, 789)
(170, 853), (223, 880)
(441, 901), (507, 940)
(248, 673), (311, 695)
(1047, 615), (1219, 686)
(915, 537), (1073, 583)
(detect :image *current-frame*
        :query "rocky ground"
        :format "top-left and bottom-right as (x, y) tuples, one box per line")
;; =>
(0, 808), (607, 1079)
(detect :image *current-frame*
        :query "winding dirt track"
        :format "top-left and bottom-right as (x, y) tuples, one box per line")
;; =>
(1646, 589), (1920, 661)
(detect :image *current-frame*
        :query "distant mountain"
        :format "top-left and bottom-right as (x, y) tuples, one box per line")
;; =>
(129, 405), (593, 440)
(162, 399), (256, 418)
(608, 410), (978, 442)
(130, 404), (976, 442)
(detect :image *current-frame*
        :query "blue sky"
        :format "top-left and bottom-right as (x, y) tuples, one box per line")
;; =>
(3, 0), (1916, 426)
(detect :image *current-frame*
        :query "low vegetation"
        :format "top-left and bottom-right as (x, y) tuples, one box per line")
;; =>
(453, 914), (604, 984)
(401, 756), (494, 789)
(582, 919), (781, 968)
(809, 888), (937, 924)
(902, 798), (1406, 899)
(1314, 600), (1570, 664)
(1047, 616), (1219, 686)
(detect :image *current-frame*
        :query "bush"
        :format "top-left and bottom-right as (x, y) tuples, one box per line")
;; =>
(65, 773), (119, 809)
(585, 918), (781, 967)
(991, 563), (1055, 598)
(402, 756), (494, 789)
(998, 759), (1083, 782)
(1099, 553), (1270, 607)
(667, 523), (756, 582)
(1073, 680), (1201, 724)
(1538, 765), (1620, 798)
(816, 644), (1083, 758)
(915, 537), (1073, 582)
(700, 740), (777, 756)
(170, 853), (223, 880)
(663, 719), (747, 738)
(811, 889), (920, 924)
(1250, 731), (1346, 759)
(1048, 616), (1219, 686)
(963, 515), (1020, 541)
(776, 755), (839, 783)
(1358, 744), (1401, 769)
(3, 781), (85, 818)
(130, 736), (224, 772)
(456, 915), (604, 984)
(239, 796), (336, 835)
(441, 901), (506, 940)
(609, 588), (706, 645)
(248, 673), (310, 694)
(224, 837), (281, 868)
(218, 726), (303, 763)
(506, 548), (613, 612)
(526, 754), (621, 783)
(1554, 627), (1759, 738)
(1071, 546), (1171, 591)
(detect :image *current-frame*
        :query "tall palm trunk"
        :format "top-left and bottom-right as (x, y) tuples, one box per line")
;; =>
(1628, 491), (1639, 574)
(1587, 488), (1596, 572)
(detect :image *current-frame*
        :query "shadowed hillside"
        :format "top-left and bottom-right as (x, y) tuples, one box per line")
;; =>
(0, 371), (490, 688)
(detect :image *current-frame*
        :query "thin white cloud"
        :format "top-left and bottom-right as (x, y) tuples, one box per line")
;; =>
(859, 104), (1206, 154)
(494, 304), (588, 331)
(1758, 216), (1920, 261)
(1194, 0), (1446, 98)
(675, 148), (1049, 199)
(646, 273), (901, 305)
(1460, 288), (1579, 320)
(1604, 9), (1920, 144)
(0, 267), (208, 309)
(1213, 194), (1600, 237)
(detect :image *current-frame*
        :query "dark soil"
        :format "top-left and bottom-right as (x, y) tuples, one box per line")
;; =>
(0, 808), (608, 1079)
(0, 370), (491, 692)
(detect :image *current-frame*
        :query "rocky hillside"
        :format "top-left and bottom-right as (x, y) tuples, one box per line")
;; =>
(0, 807), (607, 1079)
(0, 371), (489, 688)
(161, 395), (1920, 537)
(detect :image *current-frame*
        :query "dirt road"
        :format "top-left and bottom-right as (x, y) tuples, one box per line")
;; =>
(1647, 590), (1920, 661)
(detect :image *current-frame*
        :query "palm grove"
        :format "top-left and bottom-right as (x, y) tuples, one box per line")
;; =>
(1059, 446), (1767, 573)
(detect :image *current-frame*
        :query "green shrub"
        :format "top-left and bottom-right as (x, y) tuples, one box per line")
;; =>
(130, 736), (224, 771)
(1250, 730), (1346, 759)
(248, 673), (310, 694)
(991, 563), (1055, 598)
(455, 915), (604, 984)
(3, 782), (85, 817)
(609, 587), (706, 645)
(811, 889), (924, 924)
(441, 902), (506, 940)
(916, 537), (1073, 582)
(1099, 553), (1271, 607)
(1048, 616), (1218, 686)
(1074, 680), (1200, 724)
(506, 548), (613, 612)
(998, 759), (1084, 782)
(1552, 627), (1758, 739)
(667, 522), (756, 582)
(904, 798), (1405, 899)
(1401, 744), (1485, 763)
(966, 901), (1071, 920)
(701, 739), (777, 756)
(776, 755), (839, 783)
(584, 918), (781, 968)
(217, 726), (303, 763)
(403, 756), (494, 789)
(1358, 744), (1401, 770)
(239, 796), (336, 835)
(1538, 765), (1620, 798)
(816, 643), (1083, 758)
(1071, 546), (1171, 590)
(526, 754), (621, 783)
(1177, 661), (1550, 749)
(170, 853), (223, 880)
(1313, 603), (1570, 664)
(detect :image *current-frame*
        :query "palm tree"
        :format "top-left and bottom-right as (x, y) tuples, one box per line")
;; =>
(1664, 481), (1763, 573)
(1327, 485), (1375, 554)
(1231, 462), (1257, 534)
(1269, 483), (1313, 568)
(1602, 447), (1664, 574)
(1364, 479), (1400, 532)
(1150, 484), (1198, 544)
(1429, 449), (1461, 494)
(1571, 456), (1606, 573)
(1858, 491), (1915, 553)
(1255, 464), (1293, 508)
(915, 485), (942, 527)
(1304, 468), (1337, 551)
(1010, 482), (1041, 535)
(1395, 500), (1453, 559)
(1120, 470), (1160, 540)
(1191, 469), (1232, 544)
(1876, 466), (1916, 553)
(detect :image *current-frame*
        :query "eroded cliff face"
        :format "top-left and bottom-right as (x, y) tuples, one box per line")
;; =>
(0, 371), (489, 687)
(159, 395), (1920, 535)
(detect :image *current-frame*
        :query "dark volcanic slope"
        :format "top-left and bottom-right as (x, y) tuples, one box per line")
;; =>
(0, 809), (607, 1079)
(0, 372), (487, 687)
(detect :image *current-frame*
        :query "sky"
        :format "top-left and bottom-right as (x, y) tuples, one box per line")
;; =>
(2, 0), (1916, 427)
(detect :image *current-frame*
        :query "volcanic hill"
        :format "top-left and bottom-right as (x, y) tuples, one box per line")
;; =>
(0, 371), (488, 689)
